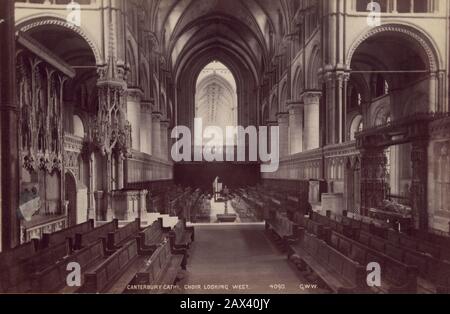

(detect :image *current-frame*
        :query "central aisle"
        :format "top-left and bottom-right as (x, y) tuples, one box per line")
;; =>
(179, 224), (325, 294)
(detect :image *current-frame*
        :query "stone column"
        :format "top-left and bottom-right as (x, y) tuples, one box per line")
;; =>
(140, 101), (153, 155)
(1, 0), (20, 249)
(287, 101), (303, 155)
(116, 151), (124, 190)
(389, 140), (401, 195)
(323, 70), (349, 145)
(160, 120), (170, 161)
(303, 91), (321, 150)
(138, 190), (148, 221)
(429, 72), (438, 112)
(93, 191), (104, 221)
(127, 89), (142, 151)
(277, 113), (289, 158)
(105, 153), (114, 221)
(411, 140), (428, 231)
(87, 151), (95, 220)
(152, 112), (162, 158)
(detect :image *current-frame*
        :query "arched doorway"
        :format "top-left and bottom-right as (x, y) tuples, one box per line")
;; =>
(65, 172), (77, 226)
(349, 24), (440, 230)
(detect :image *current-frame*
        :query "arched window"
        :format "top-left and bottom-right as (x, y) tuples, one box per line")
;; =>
(195, 61), (237, 145)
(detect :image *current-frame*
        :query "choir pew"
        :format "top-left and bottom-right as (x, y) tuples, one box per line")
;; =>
(295, 214), (330, 241)
(0, 239), (39, 269)
(41, 220), (94, 249)
(329, 231), (418, 293)
(82, 239), (144, 293)
(310, 212), (356, 239)
(74, 219), (119, 250)
(169, 219), (194, 251)
(288, 231), (367, 293)
(83, 238), (186, 293)
(266, 211), (297, 244)
(31, 239), (107, 293)
(128, 240), (187, 294)
(106, 219), (141, 252)
(0, 240), (70, 293)
(357, 230), (450, 292)
(136, 218), (170, 252)
(387, 230), (450, 262)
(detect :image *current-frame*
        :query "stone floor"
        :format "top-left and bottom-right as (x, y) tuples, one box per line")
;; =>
(178, 224), (327, 294)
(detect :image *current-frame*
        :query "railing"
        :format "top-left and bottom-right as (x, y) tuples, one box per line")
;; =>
(126, 152), (173, 183)
(355, 112), (450, 138)
(20, 216), (67, 243)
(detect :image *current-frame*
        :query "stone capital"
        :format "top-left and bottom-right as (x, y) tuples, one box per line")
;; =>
(302, 91), (322, 105)
(127, 88), (144, 102)
(286, 100), (303, 112)
(160, 120), (170, 128)
(152, 111), (162, 121)
(141, 100), (153, 114)
(276, 112), (289, 124)
(265, 120), (278, 126)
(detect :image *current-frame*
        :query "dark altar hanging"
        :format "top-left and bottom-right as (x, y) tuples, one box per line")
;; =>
(16, 33), (75, 242)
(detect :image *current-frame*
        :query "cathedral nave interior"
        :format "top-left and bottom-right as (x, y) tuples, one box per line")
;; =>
(0, 0), (450, 294)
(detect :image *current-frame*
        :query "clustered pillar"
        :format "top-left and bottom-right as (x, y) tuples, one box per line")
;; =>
(152, 112), (162, 159)
(277, 112), (290, 158)
(287, 101), (303, 155)
(1, 0), (20, 249)
(303, 91), (321, 150)
(160, 120), (170, 161)
(140, 101), (153, 155)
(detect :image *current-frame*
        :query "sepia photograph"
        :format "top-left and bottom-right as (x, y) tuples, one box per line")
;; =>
(0, 0), (450, 302)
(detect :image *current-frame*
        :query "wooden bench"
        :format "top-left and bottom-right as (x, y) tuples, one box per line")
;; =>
(128, 240), (187, 294)
(387, 230), (446, 261)
(288, 232), (367, 293)
(266, 211), (296, 243)
(329, 231), (418, 293)
(169, 219), (194, 250)
(41, 220), (94, 249)
(107, 219), (141, 252)
(0, 240), (70, 293)
(74, 219), (119, 250)
(31, 239), (107, 293)
(0, 240), (39, 293)
(0, 239), (39, 268)
(82, 239), (145, 293)
(358, 230), (450, 292)
(311, 212), (355, 239)
(414, 232), (450, 260)
(136, 218), (170, 252)
(298, 216), (330, 241)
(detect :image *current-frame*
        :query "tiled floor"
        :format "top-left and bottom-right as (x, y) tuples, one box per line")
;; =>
(179, 224), (326, 294)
